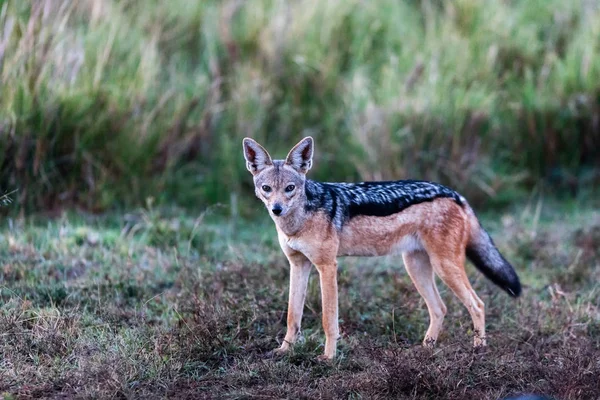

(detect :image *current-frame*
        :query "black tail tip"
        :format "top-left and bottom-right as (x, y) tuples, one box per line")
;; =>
(504, 278), (522, 298)
(466, 244), (522, 298)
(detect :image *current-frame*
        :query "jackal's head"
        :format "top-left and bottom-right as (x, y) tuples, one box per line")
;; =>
(242, 137), (313, 218)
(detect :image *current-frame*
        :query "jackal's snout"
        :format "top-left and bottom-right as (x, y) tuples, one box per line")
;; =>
(272, 203), (283, 216)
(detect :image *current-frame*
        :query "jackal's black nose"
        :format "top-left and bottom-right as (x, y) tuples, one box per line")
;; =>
(272, 204), (283, 216)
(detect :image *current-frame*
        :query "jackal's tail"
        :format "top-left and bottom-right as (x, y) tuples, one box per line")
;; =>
(464, 205), (521, 297)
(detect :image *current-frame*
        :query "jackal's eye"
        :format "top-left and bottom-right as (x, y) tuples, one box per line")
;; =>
(261, 185), (272, 193)
(285, 184), (295, 193)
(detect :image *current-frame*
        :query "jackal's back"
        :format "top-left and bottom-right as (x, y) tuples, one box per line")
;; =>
(305, 179), (464, 230)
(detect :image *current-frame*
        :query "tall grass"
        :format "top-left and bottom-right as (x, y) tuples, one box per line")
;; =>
(1, 0), (599, 211)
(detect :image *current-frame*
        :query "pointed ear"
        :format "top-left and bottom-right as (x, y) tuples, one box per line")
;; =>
(285, 136), (314, 174)
(243, 138), (273, 175)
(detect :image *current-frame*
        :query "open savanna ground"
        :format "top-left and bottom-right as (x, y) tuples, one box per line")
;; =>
(1, 197), (599, 399)
(1, 0), (599, 211)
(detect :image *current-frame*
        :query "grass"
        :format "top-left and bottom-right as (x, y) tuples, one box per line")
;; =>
(1, 196), (599, 399)
(0, 0), (599, 212)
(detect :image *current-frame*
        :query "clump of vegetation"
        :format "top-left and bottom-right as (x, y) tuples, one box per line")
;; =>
(0, 0), (599, 212)
(0, 190), (15, 207)
(0, 202), (598, 398)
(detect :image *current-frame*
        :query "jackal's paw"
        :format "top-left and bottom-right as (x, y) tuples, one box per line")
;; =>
(316, 354), (334, 363)
(270, 345), (289, 357)
(422, 337), (437, 349)
(473, 335), (487, 348)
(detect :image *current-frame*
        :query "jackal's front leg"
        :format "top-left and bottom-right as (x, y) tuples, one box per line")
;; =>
(315, 261), (339, 360)
(274, 254), (312, 355)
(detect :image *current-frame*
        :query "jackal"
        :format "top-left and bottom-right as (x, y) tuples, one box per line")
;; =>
(243, 136), (521, 360)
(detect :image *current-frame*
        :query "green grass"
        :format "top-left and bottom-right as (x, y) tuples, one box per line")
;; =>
(0, 0), (599, 212)
(1, 198), (599, 399)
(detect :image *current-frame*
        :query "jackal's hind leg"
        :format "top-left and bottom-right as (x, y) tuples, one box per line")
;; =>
(430, 256), (486, 347)
(402, 251), (447, 347)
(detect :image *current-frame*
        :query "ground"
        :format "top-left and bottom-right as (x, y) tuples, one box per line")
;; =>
(0, 198), (599, 399)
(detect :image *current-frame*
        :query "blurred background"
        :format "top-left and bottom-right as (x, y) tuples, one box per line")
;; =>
(1, 0), (599, 214)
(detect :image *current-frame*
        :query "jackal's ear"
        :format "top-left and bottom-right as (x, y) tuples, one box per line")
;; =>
(243, 138), (273, 175)
(285, 136), (313, 174)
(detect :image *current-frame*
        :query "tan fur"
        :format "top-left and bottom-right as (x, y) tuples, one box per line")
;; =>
(243, 137), (489, 360)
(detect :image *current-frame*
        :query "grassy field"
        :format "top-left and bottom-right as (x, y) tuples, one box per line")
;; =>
(1, 197), (599, 399)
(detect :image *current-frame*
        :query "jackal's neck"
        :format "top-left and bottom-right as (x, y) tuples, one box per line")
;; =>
(272, 200), (309, 236)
